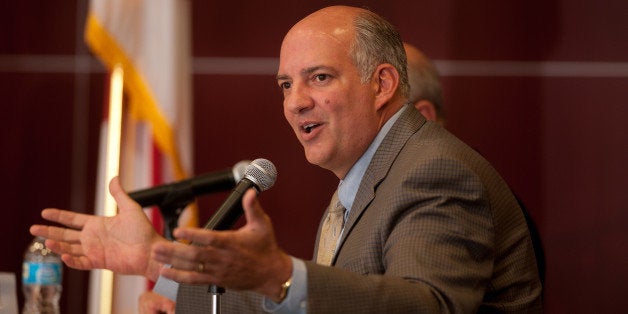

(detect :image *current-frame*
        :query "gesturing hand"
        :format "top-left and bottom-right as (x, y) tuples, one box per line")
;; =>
(30, 177), (167, 280)
(152, 188), (293, 299)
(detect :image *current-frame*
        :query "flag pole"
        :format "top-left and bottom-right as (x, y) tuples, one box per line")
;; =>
(93, 63), (124, 314)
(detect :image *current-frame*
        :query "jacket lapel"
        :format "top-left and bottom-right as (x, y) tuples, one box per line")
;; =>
(333, 105), (426, 262)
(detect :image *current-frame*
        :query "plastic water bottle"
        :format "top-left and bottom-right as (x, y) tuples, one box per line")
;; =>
(21, 237), (62, 314)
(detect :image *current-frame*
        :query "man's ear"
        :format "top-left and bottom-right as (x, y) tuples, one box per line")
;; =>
(414, 100), (438, 121)
(372, 64), (399, 109)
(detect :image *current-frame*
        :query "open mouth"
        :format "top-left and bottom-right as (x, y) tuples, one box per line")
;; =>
(303, 123), (320, 133)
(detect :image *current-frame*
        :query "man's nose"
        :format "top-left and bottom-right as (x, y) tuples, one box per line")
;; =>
(284, 84), (314, 114)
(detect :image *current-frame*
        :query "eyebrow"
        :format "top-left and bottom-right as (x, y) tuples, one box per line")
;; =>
(276, 74), (290, 81)
(276, 65), (333, 81)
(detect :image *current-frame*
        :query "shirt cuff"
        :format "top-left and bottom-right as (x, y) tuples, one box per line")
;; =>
(262, 257), (307, 313)
(152, 265), (179, 301)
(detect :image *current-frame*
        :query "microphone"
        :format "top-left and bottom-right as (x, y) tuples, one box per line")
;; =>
(152, 159), (276, 299)
(203, 158), (277, 231)
(128, 160), (251, 207)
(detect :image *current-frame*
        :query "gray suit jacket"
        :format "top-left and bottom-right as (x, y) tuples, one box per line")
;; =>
(176, 105), (542, 313)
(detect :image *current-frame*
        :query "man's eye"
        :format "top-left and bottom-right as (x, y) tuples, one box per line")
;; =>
(314, 74), (328, 82)
(280, 82), (292, 90)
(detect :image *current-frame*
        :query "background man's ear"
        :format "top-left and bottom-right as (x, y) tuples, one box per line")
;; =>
(414, 100), (437, 121)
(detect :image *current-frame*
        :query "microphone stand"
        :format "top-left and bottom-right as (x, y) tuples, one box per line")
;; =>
(157, 186), (195, 241)
(209, 285), (225, 314)
(156, 187), (225, 314)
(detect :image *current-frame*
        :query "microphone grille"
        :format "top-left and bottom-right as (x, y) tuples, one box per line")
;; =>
(244, 158), (277, 191)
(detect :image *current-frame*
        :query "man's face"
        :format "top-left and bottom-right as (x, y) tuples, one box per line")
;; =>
(277, 20), (380, 178)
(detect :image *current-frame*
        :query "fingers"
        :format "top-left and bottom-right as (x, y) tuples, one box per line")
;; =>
(152, 240), (220, 269)
(152, 238), (236, 286)
(29, 226), (87, 262)
(39, 208), (90, 230)
(60, 254), (97, 271)
(30, 224), (82, 243)
(159, 265), (215, 285)
(172, 227), (226, 247)
(44, 238), (85, 256)
(152, 242), (219, 285)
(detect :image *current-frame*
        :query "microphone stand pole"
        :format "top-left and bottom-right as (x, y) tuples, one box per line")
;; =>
(209, 285), (225, 314)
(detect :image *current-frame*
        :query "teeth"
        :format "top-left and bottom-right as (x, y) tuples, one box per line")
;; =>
(304, 123), (317, 133)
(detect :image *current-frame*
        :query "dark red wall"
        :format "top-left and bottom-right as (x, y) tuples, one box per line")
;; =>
(1, 1), (627, 312)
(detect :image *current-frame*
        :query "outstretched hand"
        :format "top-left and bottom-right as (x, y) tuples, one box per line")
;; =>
(151, 188), (293, 300)
(30, 177), (166, 280)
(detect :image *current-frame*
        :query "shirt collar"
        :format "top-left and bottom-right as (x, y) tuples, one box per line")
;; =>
(338, 105), (407, 212)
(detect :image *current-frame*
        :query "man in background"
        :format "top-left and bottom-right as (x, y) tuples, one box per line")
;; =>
(404, 42), (445, 125)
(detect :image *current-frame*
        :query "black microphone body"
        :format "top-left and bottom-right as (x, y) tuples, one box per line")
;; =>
(203, 158), (277, 231)
(129, 161), (249, 207)
(203, 178), (255, 231)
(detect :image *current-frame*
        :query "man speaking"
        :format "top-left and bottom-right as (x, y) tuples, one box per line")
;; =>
(32, 5), (542, 313)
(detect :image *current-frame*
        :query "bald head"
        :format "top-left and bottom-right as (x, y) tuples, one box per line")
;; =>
(285, 6), (358, 44)
(292, 5), (362, 30)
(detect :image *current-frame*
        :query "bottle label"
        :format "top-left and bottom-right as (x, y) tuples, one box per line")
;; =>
(22, 262), (62, 285)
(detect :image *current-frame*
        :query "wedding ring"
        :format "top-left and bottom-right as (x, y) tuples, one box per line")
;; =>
(197, 262), (205, 273)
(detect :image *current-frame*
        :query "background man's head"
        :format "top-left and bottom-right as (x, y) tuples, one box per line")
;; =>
(403, 42), (444, 124)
